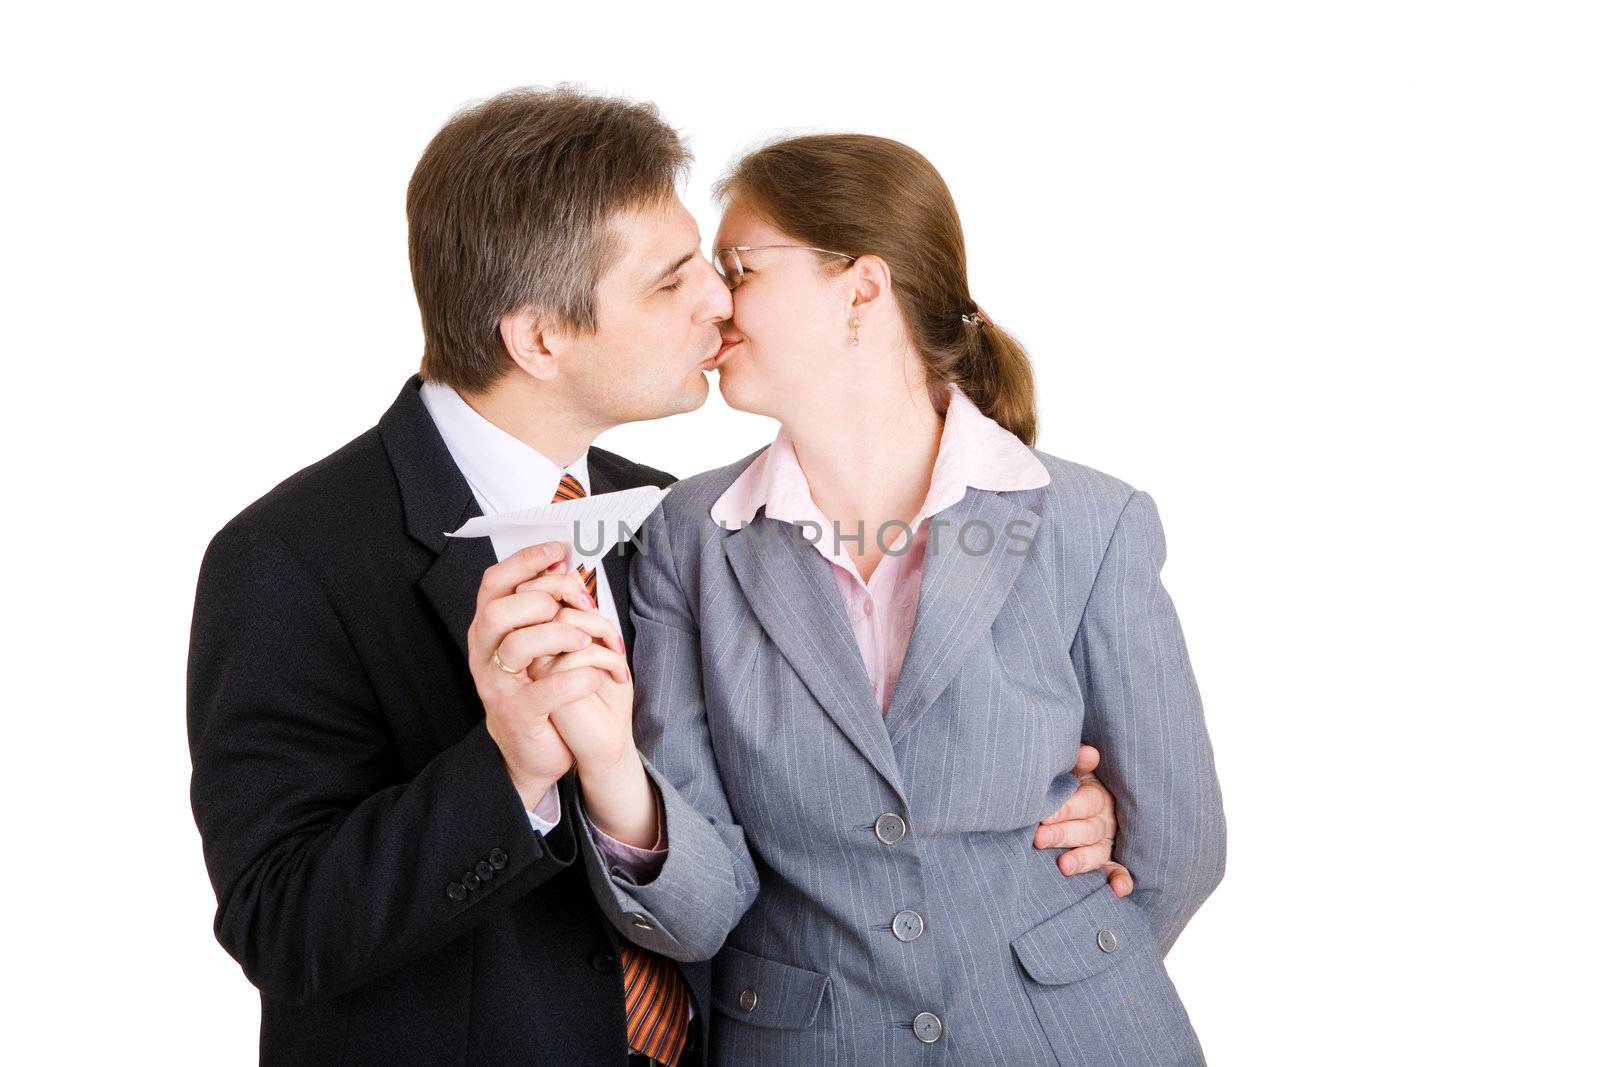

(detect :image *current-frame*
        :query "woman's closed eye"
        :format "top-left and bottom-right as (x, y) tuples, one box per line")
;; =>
(660, 277), (684, 293)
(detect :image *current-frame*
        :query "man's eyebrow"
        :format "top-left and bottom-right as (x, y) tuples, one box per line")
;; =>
(647, 249), (697, 288)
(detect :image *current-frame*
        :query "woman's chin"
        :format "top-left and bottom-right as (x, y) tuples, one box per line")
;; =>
(715, 364), (755, 411)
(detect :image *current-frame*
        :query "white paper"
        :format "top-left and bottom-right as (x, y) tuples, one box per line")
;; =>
(445, 484), (669, 567)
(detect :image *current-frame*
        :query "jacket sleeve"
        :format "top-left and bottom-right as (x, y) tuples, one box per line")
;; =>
(1073, 490), (1227, 956)
(573, 505), (760, 962)
(186, 519), (578, 1006)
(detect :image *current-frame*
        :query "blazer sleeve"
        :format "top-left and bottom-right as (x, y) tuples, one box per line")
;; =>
(1073, 490), (1227, 956)
(186, 519), (578, 1006)
(573, 505), (761, 962)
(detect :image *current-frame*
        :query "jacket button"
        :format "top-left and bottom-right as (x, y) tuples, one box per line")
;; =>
(874, 812), (907, 844)
(1097, 928), (1118, 954)
(912, 1011), (944, 1044)
(488, 848), (509, 870)
(589, 952), (617, 975)
(475, 860), (495, 881)
(738, 988), (758, 1013)
(445, 881), (467, 902)
(892, 909), (925, 942)
(462, 871), (481, 892)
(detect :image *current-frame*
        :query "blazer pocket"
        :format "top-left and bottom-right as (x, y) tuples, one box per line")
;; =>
(1011, 880), (1155, 986)
(712, 945), (831, 1030)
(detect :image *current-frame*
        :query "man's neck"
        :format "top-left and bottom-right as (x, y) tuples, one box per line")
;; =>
(455, 375), (604, 470)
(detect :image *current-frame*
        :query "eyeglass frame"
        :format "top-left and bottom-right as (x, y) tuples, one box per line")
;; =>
(713, 244), (857, 290)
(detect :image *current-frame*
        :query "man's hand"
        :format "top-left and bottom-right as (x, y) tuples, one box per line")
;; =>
(467, 542), (611, 809)
(530, 618), (661, 849)
(1034, 744), (1134, 897)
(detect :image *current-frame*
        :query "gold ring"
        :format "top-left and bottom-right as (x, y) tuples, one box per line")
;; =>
(491, 649), (524, 676)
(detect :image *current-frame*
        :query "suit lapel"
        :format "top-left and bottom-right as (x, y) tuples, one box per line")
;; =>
(377, 378), (493, 665)
(724, 517), (906, 799)
(588, 459), (640, 659)
(883, 488), (1043, 744)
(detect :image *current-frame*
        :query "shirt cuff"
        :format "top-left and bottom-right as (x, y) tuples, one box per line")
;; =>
(582, 805), (667, 885)
(525, 782), (562, 836)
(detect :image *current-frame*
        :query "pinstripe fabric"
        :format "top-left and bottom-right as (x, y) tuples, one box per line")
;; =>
(575, 451), (1225, 1066)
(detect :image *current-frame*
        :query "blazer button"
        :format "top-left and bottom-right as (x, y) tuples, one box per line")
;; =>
(445, 881), (467, 902)
(475, 860), (495, 881)
(589, 951), (617, 975)
(912, 1011), (944, 1044)
(488, 848), (509, 870)
(1097, 928), (1118, 954)
(874, 812), (907, 844)
(738, 988), (758, 1013)
(462, 871), (481, 892)
(891, 909), (925, 942)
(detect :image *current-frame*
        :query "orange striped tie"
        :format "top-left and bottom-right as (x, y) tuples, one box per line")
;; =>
(552, 471), (691, 1067)
(552, 473), (600, 603)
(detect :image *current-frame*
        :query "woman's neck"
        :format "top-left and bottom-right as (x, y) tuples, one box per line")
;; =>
(784, 378), (945, 582)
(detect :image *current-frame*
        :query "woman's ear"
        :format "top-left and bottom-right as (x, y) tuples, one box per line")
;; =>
(498, 306), (561, 381)
(848, 254), (892, 317)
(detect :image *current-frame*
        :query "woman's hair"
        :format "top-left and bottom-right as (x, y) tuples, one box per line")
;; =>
(714, 134), (1037, 444)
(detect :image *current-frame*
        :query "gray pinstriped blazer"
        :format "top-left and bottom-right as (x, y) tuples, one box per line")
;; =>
(575, 450), (1225, 1065)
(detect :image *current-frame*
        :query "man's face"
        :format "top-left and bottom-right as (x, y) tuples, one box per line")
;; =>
(554, 194), (732, 428)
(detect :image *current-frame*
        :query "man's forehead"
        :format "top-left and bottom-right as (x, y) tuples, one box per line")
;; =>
(613, 196), (697, 278)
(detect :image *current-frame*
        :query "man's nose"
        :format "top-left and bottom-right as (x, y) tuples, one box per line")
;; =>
(693, 254), (732, 323)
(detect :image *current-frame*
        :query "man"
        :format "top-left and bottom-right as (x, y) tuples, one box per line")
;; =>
(187, 86), (1128, 1065)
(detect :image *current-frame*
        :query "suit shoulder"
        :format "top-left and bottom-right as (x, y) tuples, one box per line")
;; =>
(589, 446), (675, 491)
(207, 426), (397, 566)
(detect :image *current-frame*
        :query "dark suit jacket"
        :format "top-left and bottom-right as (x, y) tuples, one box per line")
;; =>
(186, 376), (698, 1064)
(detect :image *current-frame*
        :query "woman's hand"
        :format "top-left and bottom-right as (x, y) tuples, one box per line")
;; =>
(1033, 744), (1134, 897)
(528, 607), (660, 848)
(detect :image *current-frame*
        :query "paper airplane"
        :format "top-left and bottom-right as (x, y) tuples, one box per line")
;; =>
(446, 484), (669, 568)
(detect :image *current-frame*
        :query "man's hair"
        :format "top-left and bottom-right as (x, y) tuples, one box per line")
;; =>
(407, 86), (691, 392)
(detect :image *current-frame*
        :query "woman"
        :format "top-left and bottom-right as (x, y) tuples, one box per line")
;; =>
(560, 134), (1225, 1065)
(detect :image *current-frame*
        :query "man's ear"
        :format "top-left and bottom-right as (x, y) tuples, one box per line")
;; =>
(498, 306), (562, 381)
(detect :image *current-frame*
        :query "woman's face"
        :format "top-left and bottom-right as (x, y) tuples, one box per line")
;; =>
(711, 199), (855, 423)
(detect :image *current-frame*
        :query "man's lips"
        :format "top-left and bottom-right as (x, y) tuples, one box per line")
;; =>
(702, 337), (742, 370)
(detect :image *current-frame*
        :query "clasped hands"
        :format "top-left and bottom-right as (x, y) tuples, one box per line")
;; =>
(469, 542), (1132, 895)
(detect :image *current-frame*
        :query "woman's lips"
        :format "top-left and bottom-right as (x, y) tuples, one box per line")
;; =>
(703, 338), (742, 369)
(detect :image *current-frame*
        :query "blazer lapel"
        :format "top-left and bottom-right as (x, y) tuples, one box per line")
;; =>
(883, 488), (1044, 745)
(724, 517), (906, 799)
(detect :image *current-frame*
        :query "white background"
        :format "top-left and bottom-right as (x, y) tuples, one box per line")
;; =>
(4, 2), (1595, 1062)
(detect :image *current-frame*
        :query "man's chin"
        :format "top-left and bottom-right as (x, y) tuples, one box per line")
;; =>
(627, 373), (710, 423)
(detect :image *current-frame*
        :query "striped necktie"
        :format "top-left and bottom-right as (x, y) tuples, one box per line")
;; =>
(552, 471), (692, 1066)
(552, 473), (600, 603)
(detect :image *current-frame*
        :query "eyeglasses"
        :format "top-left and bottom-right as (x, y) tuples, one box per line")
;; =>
(713, 245), (857, 291)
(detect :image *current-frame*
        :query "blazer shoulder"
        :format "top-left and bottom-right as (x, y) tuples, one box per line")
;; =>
(1031, 450), (1144, 521)
(657, 448), (766, 527)
(589, 445), (676, 491)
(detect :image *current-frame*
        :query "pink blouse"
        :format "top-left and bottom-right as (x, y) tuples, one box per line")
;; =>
(711, 387), (1050, 712)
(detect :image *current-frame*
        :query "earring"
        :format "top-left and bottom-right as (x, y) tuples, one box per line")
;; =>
(850, 316), (861, 347)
